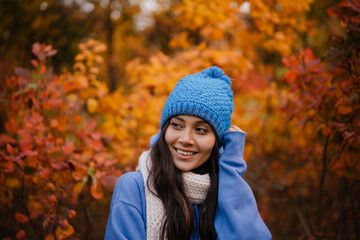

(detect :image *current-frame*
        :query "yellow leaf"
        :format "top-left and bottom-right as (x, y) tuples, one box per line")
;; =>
(55, 225), (74, 240)
(89, 67), (100, 75)
(87, 98), (99, 113)
(74, 53), (85, 61)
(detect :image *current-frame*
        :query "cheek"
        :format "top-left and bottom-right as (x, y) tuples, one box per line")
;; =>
(200, 136), (216, 153)
(164, 128), (175, 146)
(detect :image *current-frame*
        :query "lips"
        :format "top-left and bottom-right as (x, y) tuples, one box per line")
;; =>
(174, 147), (197, 156)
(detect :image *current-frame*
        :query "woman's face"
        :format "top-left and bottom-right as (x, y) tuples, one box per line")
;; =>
(165, 115), (216, 172)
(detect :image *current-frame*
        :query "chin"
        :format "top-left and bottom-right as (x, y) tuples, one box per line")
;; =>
(174, 163), (195, 172)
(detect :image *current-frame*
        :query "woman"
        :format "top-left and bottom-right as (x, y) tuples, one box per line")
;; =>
(105, 66), (271, 239)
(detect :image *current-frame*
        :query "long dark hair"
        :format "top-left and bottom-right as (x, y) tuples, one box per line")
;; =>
(149, 120), (220, 240)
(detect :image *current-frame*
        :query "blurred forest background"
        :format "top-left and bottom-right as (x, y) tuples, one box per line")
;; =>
(0, 0), (359, 239)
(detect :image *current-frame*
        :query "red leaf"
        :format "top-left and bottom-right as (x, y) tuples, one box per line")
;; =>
(63, 82), (77, 93)
(6, 76), (18, 89)
(327, 6), (340, 17)
(90, 132), (102, 140)
(19, 150), (38, 158)
(333, 122), (347, 131)
(92, 139), (103, 152)
(16, 230), (26, 240)
(0, 134), (16, 144)
(14, 68), (31, 79)
(6, 143), (13, 155)
(30, 59), (39, 68)
(50, 163), (69, 171)
(32, 43), (41, 55)
(321, 127), (332, 136)
(339, 1), (353, 7)
(17, 129), (32, 142)
(58, 217), (69, 229)
(5, 118), (18, 134)
(87, 119), (97, 130)
(281, 58), (290, 67)
(61, 142), (74, 155)
(289, 55), (298, 65)
(19, 140), (32, 152)
(15, 213), (29, 224)
(283, 69), (299, 83)
(47, 49), (58, 57)
(100, 175), (117, 188)
(47, 194), (57, 205)
(44, 45), (52, 52)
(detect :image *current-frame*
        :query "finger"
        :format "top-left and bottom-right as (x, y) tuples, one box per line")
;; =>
(227, 125), (243, 132)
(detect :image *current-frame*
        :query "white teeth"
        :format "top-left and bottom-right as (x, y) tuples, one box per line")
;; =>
(176, 148), (195, 156)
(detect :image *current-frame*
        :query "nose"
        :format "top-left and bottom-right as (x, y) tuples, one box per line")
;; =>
(179, 130), (194, 145)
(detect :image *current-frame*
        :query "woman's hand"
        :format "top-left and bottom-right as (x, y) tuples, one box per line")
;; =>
(227, 125), (245, 132)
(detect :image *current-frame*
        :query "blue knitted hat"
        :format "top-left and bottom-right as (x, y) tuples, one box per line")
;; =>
(160, 66), (234, 141)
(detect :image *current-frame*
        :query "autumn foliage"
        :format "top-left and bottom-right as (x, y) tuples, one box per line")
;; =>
(1, 0), (359, 239)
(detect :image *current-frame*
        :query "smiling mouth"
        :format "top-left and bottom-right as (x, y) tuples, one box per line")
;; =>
(175, 148), (197, 156)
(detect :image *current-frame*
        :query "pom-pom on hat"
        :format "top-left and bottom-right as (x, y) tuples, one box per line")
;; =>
(160, 66), (234, 142)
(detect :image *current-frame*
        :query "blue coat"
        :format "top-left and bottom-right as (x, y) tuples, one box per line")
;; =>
(105, 131), (272, 239)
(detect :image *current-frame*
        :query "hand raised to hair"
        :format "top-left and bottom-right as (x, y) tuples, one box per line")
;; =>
(227, 125), (245, 132)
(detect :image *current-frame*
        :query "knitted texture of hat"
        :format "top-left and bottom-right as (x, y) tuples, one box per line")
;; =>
(160, 66), (234, 141)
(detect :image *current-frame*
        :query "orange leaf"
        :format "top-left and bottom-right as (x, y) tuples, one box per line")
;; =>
(73, 182), (84, 196)
(39, 65), (47, 74)
(283, 69), (298, 83)
(91, 177), (104, 200)
(27, 201), (44, 220)
(45, 234), (55, 240)
(61, 142), (74, 155)
(6, 178), (21, 188)
(6, 143), (13, 155)
(337, 106), (352, 115)
(15, 213), (29, 224)
(68, 209), (77, 219)
(72, 115), (83, 124)
(50, 119), (59, 128)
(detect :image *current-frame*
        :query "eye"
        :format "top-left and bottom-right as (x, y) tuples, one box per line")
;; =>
(195, 127), (208, 134)
(170, 122), (182, 129)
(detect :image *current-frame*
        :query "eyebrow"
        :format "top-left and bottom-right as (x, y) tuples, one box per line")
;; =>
(174, 116), (209, 125)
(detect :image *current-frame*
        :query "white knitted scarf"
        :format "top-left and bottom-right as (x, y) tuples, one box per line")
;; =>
(136, 150), (210, 240)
